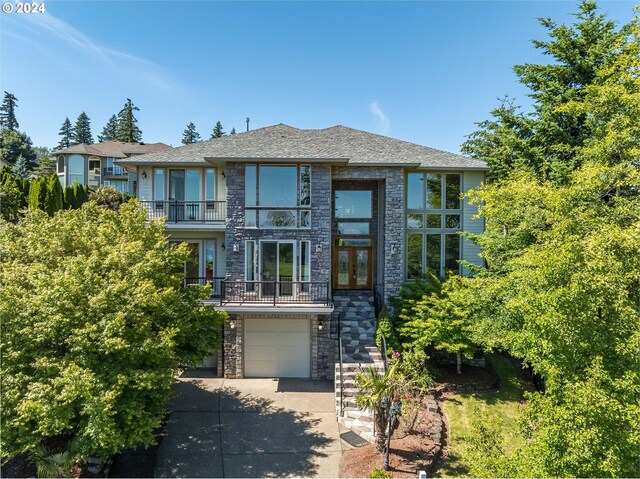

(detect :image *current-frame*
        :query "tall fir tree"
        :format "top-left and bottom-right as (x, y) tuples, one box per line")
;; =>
(230, 127), (236, 135)
(57, 118), (74, 149)
(73, 112), (93, 145)
(210, 121), (225, 138)
(0, 92), (19, 131)
(98, 115), (119, 142)
(115, 99), (142, 143)
(181, 122), (201, 144)
(462, 0), (627, 181)
(11, 155), (30, 179)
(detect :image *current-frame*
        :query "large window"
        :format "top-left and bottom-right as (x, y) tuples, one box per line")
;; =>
(406, 172), (462, 278)
(104, 180), (128, 194)
(68, 155), (85, 185)
(245, 164), (311, 229)
(335, 191), (372, 219)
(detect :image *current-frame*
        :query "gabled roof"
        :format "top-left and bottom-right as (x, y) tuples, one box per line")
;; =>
(116, 124), (489, 170)
(52, 141), (171, 158)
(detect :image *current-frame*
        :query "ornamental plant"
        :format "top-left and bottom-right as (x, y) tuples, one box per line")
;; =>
(0, 201), (226, 461)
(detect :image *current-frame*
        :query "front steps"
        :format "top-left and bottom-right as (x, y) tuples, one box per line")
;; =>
(333, 293), (386, 443)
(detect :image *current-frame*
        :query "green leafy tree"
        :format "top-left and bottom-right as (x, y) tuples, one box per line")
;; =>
(1, 129), (37, 168)
(401, 276), (476, 374)
(0, 91), (19, 131)
(210, 121), (225, 138)
(0, 201), (227, 461)
(73, 112), (93, 145)
(90, 185), (122, 211)
(57, 117), (74, 149)
(462, 1), (629, 181)
(98, 114), (118, 142)
(115, 99), (142, 143)
(181, 122), (201, 144)
(43, 173), (63, 216)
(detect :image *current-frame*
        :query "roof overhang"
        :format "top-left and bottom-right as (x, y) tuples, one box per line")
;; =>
(114, 160), (209, 167)
(412, 165), (491, 172)
(204, 156), (350, 164)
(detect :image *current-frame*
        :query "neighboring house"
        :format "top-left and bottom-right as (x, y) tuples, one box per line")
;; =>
(115, 124), (488, 382)
(52, 141), (171, 194)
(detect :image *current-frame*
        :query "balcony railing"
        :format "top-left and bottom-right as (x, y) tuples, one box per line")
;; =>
(141, 201), (226, 223)
(218, 281), (331, 306)
(103, 166), (127, 176)
(185, 277), (225, 298)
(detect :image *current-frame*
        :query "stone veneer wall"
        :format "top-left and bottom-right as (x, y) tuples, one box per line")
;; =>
(224, 163), (331, 284)
(222, 313), (333, 379)
(331, 166), (404, 302)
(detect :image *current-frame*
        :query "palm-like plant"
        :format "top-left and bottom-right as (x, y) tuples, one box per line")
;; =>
(355, 363), (408, 453)
(29, 438), (81, 478)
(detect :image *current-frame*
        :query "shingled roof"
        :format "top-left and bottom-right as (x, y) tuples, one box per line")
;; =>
(52, 141), (171, 158)
(116, 124), (488, 170)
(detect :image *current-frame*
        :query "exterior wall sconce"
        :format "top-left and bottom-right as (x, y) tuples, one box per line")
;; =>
(318, 319), (324, 331)
(391, 244), (397, 254)
(221, 243), (226, 250)
(229, 320), (236, 329)
(315, 244), (323, 253)
(221, 170), (226, 179)
(141, 171), (147, 179)
(233, 243), (239, 253)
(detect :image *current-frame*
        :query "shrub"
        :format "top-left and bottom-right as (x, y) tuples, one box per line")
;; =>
(369, 468), (392, 478)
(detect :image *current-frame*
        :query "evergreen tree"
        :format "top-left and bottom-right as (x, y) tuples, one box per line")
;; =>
(462, 0), (627, 181)
(63, 184), (76, 209)
(115, 99), (142, 143)
(73, 112), (93, 145)
(210, 121), (225, 138)
(28, 177), (45, 210)
(0, 92), (19, 131)
(181, 122), (201, 144)
(11, 155), (30, 179)
(43, 173), (63, 216)
(98, 115), (119, 142)
(0, 129), (37, 168)
(33, 147), (56, 178)
(230, 127), (236, 135)
(57, 117), (73, 149)
(0, 173), (22, 222)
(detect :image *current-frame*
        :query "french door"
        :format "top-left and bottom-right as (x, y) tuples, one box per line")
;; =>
(260, 241), (295, 297)
(168, 170), (201, 221)
(333, 245), (373, 289)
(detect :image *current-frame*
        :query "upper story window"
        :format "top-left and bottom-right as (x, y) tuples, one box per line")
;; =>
(57, 156), (64, 174)
(406, 172), (462, 279)
(106, 157), (126, 175)
(245, 164), (311, 229)
(335, 190), (372, 219)
(68, 155), (85, 185)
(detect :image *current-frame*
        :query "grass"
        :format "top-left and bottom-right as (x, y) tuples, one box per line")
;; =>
(437, 354), (533, 478)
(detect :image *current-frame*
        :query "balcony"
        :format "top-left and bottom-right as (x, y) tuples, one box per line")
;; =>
(103, 166), (128, 176)
(141, 201), (226, 223)
(187, 279), (332, 310)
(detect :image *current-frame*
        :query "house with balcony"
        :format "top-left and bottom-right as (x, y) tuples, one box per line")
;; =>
(115, 124), (488, 387)
(52, 141), (171, 193)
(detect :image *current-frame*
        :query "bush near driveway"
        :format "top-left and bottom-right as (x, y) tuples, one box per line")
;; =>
(0, 201), (226, 462)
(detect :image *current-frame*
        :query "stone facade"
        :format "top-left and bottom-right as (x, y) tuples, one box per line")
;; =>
(331, 166), (405, 302)
(222, 312), (333, 379)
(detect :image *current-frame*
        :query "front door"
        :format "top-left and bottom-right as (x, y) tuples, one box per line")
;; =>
(333, 245), (373, 289)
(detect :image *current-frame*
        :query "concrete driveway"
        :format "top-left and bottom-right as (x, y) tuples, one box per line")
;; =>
(153, 370), (343, 478)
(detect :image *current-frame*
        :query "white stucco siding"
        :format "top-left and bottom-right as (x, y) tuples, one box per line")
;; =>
(462, 170), (485, 272)
(137, 166), (153, 201)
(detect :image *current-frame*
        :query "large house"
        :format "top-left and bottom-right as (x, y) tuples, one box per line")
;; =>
(115, 124), (488, 387)
(52, 141), (171, 194)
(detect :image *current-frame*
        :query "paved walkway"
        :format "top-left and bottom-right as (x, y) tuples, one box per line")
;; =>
(117, 370), (344, 478)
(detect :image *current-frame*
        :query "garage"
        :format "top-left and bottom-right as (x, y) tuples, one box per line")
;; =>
(244, 318), (311, 378)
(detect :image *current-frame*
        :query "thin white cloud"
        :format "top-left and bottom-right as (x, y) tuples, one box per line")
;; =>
(3, 5), (178, 93)
(369, 100), (390, 134)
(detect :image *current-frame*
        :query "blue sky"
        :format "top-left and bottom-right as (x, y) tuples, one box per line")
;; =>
(1, 1), (636, 153)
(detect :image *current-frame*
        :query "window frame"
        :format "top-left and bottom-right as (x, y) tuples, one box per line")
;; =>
(405, 172), (463, 279)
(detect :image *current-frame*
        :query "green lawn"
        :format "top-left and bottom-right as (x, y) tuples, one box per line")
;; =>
(437, 354), (533, 477)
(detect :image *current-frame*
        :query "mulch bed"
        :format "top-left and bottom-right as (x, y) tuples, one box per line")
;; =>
(340, 362), (504, 478)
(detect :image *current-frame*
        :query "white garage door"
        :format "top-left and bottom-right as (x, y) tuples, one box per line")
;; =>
(244, 318), (311, 378)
